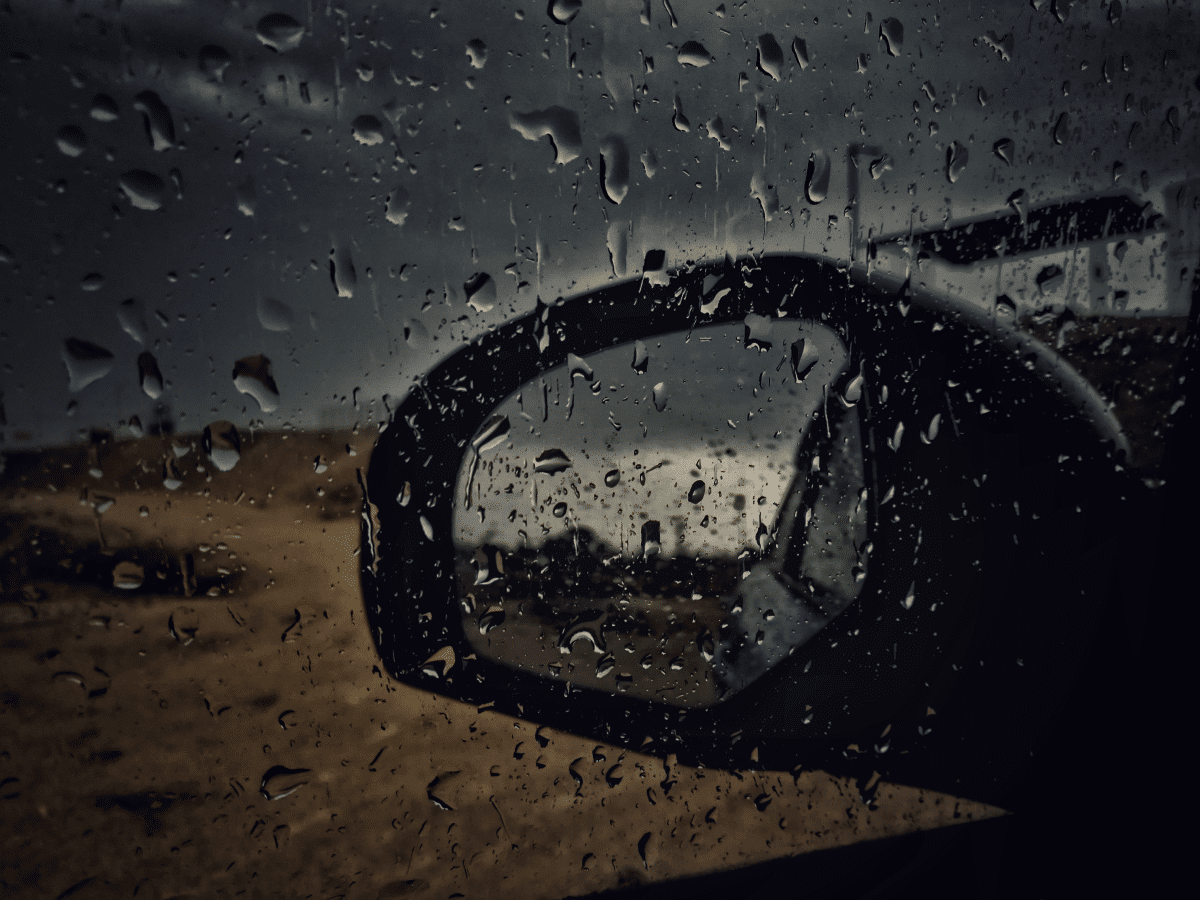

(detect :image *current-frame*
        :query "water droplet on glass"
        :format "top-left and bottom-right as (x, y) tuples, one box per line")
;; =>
(888, 421), (905, 452)
(921, 414), (941, 444)
(1037, 265), (1065, 296)
(1008, 189), (1027, 224)
(473, 414), (511, 454)
(869, 155), (893, 180)
(1052, 112), (1069, 145)
(604, 469), (621, 488)
(1113, 241), (1128, 264)
(331, 245), (356, 298)
(464, 273), (497, 312)
(981, 30), (1013, 62)
(420, 516), (435, 541)
(640, 148), (658, 178)
(641, 520), (661, 558)
(90, 94), (119, 122)
(631, 340), (649, 374)
(672, 95), (690, 132)
(534, 449), (572, 474)
(236, 176), (256, 216)
(595, 654), (615, 678)
(993, 138), (1014, 165)
(607, 220), (628, 276)
(56, 125), (86, 157)
(677, 41), (711, 68)
(756, 34), (784, 80)
(232, 354), (280, 413)
(902, 582), (915, 609)
(119, 170), (166, 211)
(352, 114), (385, 145)
(80, 273), (104, 292)
(750, 171), (779, 221)
(566, 353), (594, 383)
(478, 606), (506, 634)
(879, 18), (904, 56)
(792, 36), (809, 69)
(652, 382), (668, 412)
(946, 141), (968, 183)
(132, 91), (175, 151)
(842, 372), (864, 406)
(599, 135), (630, 204)
(62, 338), (113, 391)
(138, 352), (164, 399)
(687, 480), (706, 504)
(260, 765), (310, 800)
(112, 561), (144, 590)
(118, 298), (148, 344)
(466, 38), (488, 69)
(805, 150), (830, 203)
(257, 297), (293, 332)
(162, 457), (183, 491)
(548, 0), (582, 24)
(509, 107), (582, 164)
(551, 501), (568, 518)
(202, 421), (241, 472)
(199, 45), (232, 82)
(422, 645), (456, 677)
(398, 481), (412, 506)
(385, 185), (411, 226)
(256, 13), (305, 52)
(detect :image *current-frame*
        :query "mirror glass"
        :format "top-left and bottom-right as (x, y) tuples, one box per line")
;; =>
(452, 318), (869, 707)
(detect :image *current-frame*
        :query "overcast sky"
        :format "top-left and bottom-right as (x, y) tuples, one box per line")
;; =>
(1, 0), (1197, 449)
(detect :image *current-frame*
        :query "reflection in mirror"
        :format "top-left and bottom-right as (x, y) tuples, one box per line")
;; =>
(452, 319), (869, 708)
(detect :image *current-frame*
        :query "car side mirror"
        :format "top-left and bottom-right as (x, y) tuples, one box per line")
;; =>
(361, 255), (1132, 807)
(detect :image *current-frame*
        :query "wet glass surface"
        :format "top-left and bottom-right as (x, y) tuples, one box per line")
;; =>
(1, 1), (1196, 897)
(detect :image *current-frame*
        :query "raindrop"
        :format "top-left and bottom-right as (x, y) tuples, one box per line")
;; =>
(118, 298), (148, 344)
(138, 352), (164, 399)
(1113, 241), (1128, 264)
(236, 176), (256, 216)
(80, 273), (104, 292)
(1052, 112), (1069, 145)
(162, 457), (183, 491)
(1109, 0), (1122, 25)
(652, 382), (668, 412)
(1037, 265), (1065, 295)
(792, 36), (809, 69)
(993, 138), (1015, 165)
(398, 482), (412, 506)
(466, 39), (488, 69)
(552, 501), (568, 518)
(548, 0), (582, 25)
(946, 141), (968, 183)
(133, 91), (175, 151)
(119, 170), (166, 211)
(420, 516), (435, 541)
(199, 45), (232, 82)
(257, 297), (293, 331)
(805, 150), (830, 203)
(595, 654), (615, 678)
(641, 520), (661, 558)
(756, 34), (784, 80)
(879, 18), (904, 56)
(260, 765), (310, 800)
(386, 185), (411, 226)
(112, 561), (144, 590)
(869, 155), (893, 180)
(604, 469), (621, 488)
(687, 480), (705, 504)
(921, 413), (941, 444)
(672, 95), (690, 132)
(62, 338), (113, 392)
(352, 114), (385, 145)
(331, 245), (356, 298)
(464, 273), (497, 312)
(599, 135), (630, 204)
(631, 340), (648, 374)
(641, 149), (658, 178)
(607, 221), (628, 276)
(902, 582), (915, 609)
(202, 421), (241, 472)
(232, 354), (280, 413)
(1008, 189), (1027, 224)
(90, 94), (119, 122)
(56, 125), (87, 157)
(509, 107), (583, 164)
(534, 449), (572, 474)
(888, 421), (904, 452)
(790, 339), (817, 382)
(473, 414), (511, 454)
(750, 171), (779, 221)
(677, 41), (711, 68)
(568, 353), (595, 383)
(842, 373), (864, 406)
(479, 607), (506, 634)
(637, 832), (652, 868)
(981, 31), (1013, 62)
(256, 13), (305, 52)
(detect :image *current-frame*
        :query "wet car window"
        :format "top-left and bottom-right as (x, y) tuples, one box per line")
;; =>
(1, 1), (1195, 898)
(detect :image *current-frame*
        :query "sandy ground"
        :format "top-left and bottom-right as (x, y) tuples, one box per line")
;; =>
(0, 427), (1002, 900)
